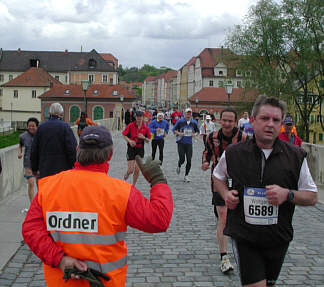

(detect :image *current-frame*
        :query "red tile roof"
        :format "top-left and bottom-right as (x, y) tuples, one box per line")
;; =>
(144, 76), (156, 82)
(99, 53), (118, 68)
(39, 84), (137, 99)
(164, 70), (178, 82)
(198, 48), (238, 69)
(1, 67), (62, 87)
(189, 87), (258, 103)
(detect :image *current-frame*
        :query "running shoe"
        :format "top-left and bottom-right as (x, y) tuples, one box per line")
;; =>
(176, 166), (180, 175)
(184, 176), (191, 182)
(220, 255), (234, 274)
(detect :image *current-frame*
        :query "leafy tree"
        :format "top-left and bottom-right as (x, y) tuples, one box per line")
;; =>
(225, 0), (324, 141)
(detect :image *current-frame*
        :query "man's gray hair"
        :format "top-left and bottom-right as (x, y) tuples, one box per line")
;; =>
(49, 103), (64, 116)
(252, 95), (287, 119)
(77, 145), (113, 166)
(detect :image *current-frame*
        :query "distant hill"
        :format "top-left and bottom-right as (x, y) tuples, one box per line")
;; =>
(118, 64), (172, 83)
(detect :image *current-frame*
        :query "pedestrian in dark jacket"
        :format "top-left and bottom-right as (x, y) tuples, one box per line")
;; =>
(31, 103), (77, 179)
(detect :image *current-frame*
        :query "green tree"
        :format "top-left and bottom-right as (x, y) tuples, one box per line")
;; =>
(225, 0), (324, 141)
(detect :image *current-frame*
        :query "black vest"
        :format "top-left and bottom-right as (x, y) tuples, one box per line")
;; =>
(224, 138), (306, 247)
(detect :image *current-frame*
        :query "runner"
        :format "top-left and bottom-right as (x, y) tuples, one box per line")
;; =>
(148, 112), (169, 165)
(171, 109), (182, 126)
(200, 115), (216, 146)
(201, 107), (246, 274)
(122, 110), (151, 185)
(173, 108), (199, 182)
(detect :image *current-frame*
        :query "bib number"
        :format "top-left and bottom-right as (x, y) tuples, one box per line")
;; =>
(243, 187), (278, 225)
(183, 128), (192, 137)
(156, 129), (164, 137)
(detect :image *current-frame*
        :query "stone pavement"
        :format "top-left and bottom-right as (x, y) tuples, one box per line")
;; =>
(0, 132), (324, 286)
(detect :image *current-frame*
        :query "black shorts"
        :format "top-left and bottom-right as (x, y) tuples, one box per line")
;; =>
(211, 176), (225, 207)
(127, 146), (144, 161)
(232, 239), (289, 286)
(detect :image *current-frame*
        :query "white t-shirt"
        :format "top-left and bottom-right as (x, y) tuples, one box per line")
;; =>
(200, 121), (216, 135)
(238, 118), (250, 129)
(213, 150), (318, 193)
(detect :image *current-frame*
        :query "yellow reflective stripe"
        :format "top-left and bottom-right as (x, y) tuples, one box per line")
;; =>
(51, 232), (126, 245)
(85, 256), (127, 274)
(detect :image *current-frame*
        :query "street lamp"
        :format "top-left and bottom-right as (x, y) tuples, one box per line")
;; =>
(10, 102), (13, 126)
(195, 98), (199, 112)
(225, 83), (233, 104)
(81, 80), (90, 113)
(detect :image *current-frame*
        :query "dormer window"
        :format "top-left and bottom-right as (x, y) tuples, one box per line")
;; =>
(219, 71), (223, 76)
(30, 59), (40, 67)
(113, 90), (118, 96)
(64, 89), (70, 94)
(88, 59), (97, 69)
(93, 90), (99, 95)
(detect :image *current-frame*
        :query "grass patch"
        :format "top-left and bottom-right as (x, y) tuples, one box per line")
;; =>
(0, 131), (24, 149)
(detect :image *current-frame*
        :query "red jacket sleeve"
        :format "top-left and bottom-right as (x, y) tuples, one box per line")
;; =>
(22, 193), (64, 267)
(125, 183), (173, 233)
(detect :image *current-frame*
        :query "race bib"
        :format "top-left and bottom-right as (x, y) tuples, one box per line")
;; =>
(243, 187), (278, 225)
(183, 128), (192, 137)
(156, 129), (164, 137)
(175, 116), (179, 120)
(144, 117), (148, 122)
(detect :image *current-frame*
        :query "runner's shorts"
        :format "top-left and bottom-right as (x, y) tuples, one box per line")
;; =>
(232, 239), (289, 286)
(127, 146), (144, 161)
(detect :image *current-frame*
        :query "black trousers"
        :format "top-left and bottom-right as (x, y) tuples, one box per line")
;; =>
(177, 143), (193, 176)
(151, 139), (164, 164)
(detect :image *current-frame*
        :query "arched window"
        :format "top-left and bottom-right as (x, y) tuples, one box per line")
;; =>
(70, 106), (80, 123)
(93, 106), (104, 120)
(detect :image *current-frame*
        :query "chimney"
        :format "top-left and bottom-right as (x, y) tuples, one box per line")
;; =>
(18, 48), (21, 53)
(64, 49), (68, 54)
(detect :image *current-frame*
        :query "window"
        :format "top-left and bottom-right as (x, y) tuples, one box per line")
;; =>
(9, 75), (13, 81)
(0, 74), (4, 82)
(237, 81), (242, 88)
(310, 115), (314, 123)
(30, 59), (40, 67)
(0, 89), (2, 96)
(70, 106), (80, 123)
(102, 75), (108, 83)
(110, 78), (113, 84)
(14, 90), (18, 98)
(245, 71), (251, 77)
(65, 75), (68, 83)
(209, 80), (214, 87)
(93, 90), (99, 95)
(32, 90), (36, 98)
(236, 70), (242, 76)
(55, 76), (60, 81)
(88, 59), (97, 69)
(113, 90), (118, 96)
(93, 106), (104, 120)
(319, 133), (323, 141)
(219, 81), (224, 87)
(64, 89), (70, 94)
(88, 74), (94, 83)
(109, 111), (113, 118)
(219, 71), (223, 76)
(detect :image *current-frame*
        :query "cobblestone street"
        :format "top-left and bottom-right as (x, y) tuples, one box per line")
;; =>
(0, 132), (323, 286)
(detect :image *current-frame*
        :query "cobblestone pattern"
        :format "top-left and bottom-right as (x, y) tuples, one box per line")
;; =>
(0, 133), (323, 286)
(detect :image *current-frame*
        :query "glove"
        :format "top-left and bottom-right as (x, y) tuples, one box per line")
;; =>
(63, 267), (110, 287)
(135, 155), (167, 186)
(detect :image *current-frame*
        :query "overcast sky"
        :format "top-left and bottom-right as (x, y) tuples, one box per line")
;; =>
(0, 0), (257, 69)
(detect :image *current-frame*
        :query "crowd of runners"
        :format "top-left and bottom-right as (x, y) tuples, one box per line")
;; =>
(17, 96), (318, 287)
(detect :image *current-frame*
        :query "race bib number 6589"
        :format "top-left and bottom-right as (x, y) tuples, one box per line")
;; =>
(243, 187), (278, 225)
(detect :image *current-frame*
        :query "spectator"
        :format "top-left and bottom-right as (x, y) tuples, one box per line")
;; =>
(31, 103), (77, 179)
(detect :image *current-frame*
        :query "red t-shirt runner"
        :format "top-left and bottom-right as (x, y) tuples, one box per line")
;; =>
(122, 121), (151, 148)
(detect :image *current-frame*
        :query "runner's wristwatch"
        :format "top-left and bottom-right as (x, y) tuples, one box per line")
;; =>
(287, 190), (294, 202)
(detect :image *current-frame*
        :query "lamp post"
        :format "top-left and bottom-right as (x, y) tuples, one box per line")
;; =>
(10, 102), (13, 126)
(225, 83), (233, 104)
(81, 80), (90, 113)
(195, 98), (199, 112)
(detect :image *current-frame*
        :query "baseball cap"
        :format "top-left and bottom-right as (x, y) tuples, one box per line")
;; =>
(79, 126), (113, 149)
(206, 115), (211, 120)
(283, 115), (293, 125)
(135, 110), (143, 117)
(185, 108), (192, 113)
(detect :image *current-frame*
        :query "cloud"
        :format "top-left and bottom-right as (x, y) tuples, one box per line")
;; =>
(0, 0), (253, 68)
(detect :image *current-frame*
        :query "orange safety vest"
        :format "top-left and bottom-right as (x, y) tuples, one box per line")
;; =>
(38, 169), (131, 287)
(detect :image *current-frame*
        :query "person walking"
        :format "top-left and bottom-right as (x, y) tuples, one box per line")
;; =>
(213, 95), (317, 287)
(200, 115), (216, 146)
(148, 112), (169, 165)
(201, 107), (246, 274)
(18, 117), (39, 207)
(22, 125), (173, 287)
(122, 110), (151, 185)
(31, 103), (77, 179)
(278, 115), (302, 147)
(172, 108), (199, 182)
(75, 112), (96, 138)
